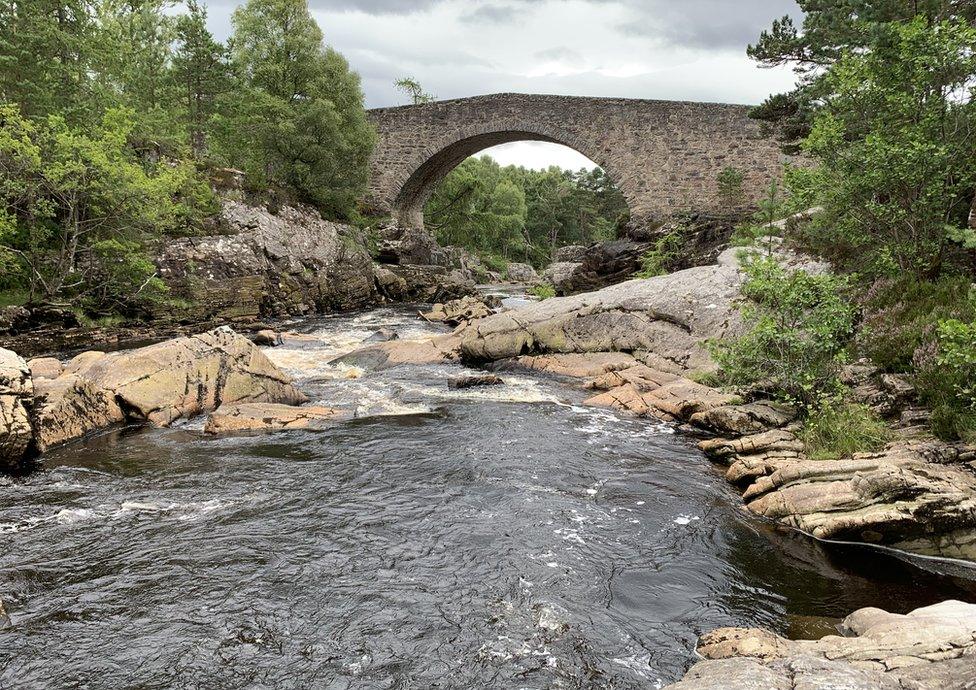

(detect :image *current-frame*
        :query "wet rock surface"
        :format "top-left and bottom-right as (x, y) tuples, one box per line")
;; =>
(665, 600), (976, 689)
(447, 374), (503, 389)
(204, 403), (351, 434)
(421, 295), (498, 326)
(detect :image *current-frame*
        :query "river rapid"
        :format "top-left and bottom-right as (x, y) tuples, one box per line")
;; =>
(3, 290), (976, 689)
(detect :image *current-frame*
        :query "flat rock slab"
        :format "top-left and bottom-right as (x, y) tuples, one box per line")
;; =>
(495, 352), (639, 378)
(665, 600), (976, 689)
(204, 403), (351, 434)
(459, 262), (745, 373)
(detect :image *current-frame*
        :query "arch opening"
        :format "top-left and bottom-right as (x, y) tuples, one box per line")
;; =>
(392, 130), (633, 231)
(414, 137), (631, 268)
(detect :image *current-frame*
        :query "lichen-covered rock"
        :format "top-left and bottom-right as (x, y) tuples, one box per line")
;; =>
(459, 262), (744, 374)
(495, 352), (639, 379)
(204, 403), (350, 434)
(70, 327), (307, 427)
(333, 335), (462, 370)
(379, 264), (475, 303)
(541, 261), (583, 294)
(552, 245), (588, 263)
(505, 262), (540, 284)
(156, 200), (378, 320)
(665, 600), (976, 690)
(30, 374), (125, 452)
(422, 295), (496, 326)
(0, 348), (33, 471)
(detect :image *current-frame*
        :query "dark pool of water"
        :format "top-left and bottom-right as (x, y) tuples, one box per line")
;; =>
(2, 306), (975, 689)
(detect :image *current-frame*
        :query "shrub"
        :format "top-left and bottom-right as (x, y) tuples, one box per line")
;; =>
(530, 284), (555, 300)
(858, 275), (976, 371)
(915, 318), (976, 442)
(717, 166), (745, 209)
(713, 257), (856, 409)
(799, 401), (891, 461)
(636, 230), (682, 278)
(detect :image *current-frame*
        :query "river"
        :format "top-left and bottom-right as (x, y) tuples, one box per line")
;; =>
(2, 293), (976, 689)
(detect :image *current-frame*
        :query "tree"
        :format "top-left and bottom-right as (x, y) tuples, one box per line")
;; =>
(797, 17), (976, 277)
(215, 0), (374, 218)
(0, 104), (214, 310)
(0, 0), (99, 122)
(171, 0), (231, 158)
(748, 1), (976, 151)
(395, 77), (435, 105)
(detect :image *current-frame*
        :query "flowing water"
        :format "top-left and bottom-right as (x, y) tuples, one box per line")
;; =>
(3, 292), (976, 689)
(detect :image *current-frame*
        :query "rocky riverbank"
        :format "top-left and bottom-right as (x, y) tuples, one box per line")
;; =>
(664, 599), (976, 689)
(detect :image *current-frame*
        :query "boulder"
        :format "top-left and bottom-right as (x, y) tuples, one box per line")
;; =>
(155, 199), (378, 320)
(30, 374), (125, 452)
(546, 239), (651, 295)
(0, 348), (33, 471)
(459, 262), (745, 374)
(422, 295), (496, 326)
(0, 305), (30, 334)
(69, 327), (307, 427)
(253, 330), (279, 346)
(204, 403), (350, 434)
(334, 334), (462, 370)
(552, 245), (588, 263)
(664, 600), (976, 690)
(364, 328), (399, 343)
(374, 221), (440, 266)
(448, 374), (503, 389)
(505, 262), (540, 284)
(379, 264), (476, 303)
(27, 357), (63, 380)
(495, 352), (640, 379)
(542, 262), (583, 294)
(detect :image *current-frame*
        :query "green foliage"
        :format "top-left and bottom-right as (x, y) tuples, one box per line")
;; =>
(426, 155), (627, 266)
(799, 401), (892, 461)
(529, 284), (556, 300)
(213, 0), (374, 219)
(713, 258), (856, 409)
(636, 230), (682, 278)
(857, 275), (976, 372)
(0, 103), (213, 311)
(915, 318), (976, 442)
(716, 166), (745, 209)
(754, 10), (976, 279)
(395, 77), (435, 105)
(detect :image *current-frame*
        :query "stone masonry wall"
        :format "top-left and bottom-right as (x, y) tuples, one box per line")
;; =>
(366, 93), (789, 228)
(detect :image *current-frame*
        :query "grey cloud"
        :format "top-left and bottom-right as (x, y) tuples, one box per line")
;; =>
(534, 46), (583, 63)
(460, 4), (519, 23)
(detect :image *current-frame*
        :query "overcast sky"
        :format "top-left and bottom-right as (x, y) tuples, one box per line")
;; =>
(206, 0), (802, 169)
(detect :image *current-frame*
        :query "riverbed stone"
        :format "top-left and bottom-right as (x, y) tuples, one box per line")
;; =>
(742, 440), (976, 561)
(495, 352), (640, 378)
(30, 374), (126, 452)
(0, 347), (33, 470)
(505, 262), (540, 284)
(665, 600), (976, 690)
(204, 403), (351, 434)
(422, 295), (496, 326)
(69, 327), (307, 427)
(334, 334), (462, 370)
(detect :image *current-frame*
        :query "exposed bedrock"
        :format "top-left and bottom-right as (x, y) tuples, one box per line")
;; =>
(0, 328), (308, 470)
(459, 260), (746, 374)
(156, 200), (378, 320)
(664, 600), (976, 690)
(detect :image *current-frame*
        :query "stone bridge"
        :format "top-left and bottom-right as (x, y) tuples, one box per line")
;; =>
(365, 93), (787, 229)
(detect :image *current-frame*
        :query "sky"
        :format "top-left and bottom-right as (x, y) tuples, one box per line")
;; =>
(205, 0), (802, 170)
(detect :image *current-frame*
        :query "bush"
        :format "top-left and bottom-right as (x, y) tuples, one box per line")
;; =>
(858, 275), (976, 371)
(799, 401), (891, 460)
(530, 284), (555, 300)
(713, 257), (856, 408)
(635, 230), (682, 278)
(915, 318), (976, 442)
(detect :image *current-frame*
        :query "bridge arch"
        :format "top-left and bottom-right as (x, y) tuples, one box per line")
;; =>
(365, 93), (788, 230)
(391, 125), (629, 228)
